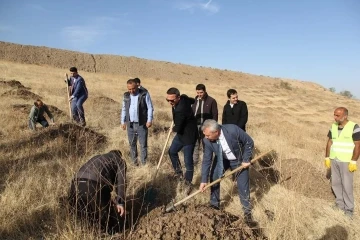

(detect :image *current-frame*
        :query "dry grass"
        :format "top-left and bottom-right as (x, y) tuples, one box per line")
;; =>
(0, 60), (359, 239)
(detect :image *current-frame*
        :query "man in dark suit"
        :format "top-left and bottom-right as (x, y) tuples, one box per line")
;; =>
(199, 119), (254, 222)
(222, 89), (248, 131)
(68, 150), (126, 234)
(65, 67), (88, 126)
(166, 87), (198, 195)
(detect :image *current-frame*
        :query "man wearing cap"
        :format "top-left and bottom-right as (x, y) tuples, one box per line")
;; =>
(65, 67), (88, 126)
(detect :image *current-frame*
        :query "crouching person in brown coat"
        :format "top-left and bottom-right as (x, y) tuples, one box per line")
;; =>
(68, 150), (126, 234)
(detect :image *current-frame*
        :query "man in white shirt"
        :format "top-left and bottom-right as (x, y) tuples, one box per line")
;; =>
(199, 119), (254, 222)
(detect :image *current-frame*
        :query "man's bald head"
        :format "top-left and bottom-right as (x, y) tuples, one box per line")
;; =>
(335, 107), (348, 116)
(334, 107), (349, 125)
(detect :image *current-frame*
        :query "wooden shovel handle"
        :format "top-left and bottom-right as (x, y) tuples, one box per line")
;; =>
(151, 121), (174, 183)
(173, 150), (274, 208)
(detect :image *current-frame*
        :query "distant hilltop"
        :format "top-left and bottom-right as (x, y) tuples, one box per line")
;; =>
(0, 41), (256, 83)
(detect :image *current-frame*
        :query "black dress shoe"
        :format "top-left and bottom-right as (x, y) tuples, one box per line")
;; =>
(209, 204), (220, 210)
(244, 213), (253, 223)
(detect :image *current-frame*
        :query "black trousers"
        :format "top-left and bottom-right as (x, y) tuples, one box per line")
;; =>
(68, 179), (124, 234)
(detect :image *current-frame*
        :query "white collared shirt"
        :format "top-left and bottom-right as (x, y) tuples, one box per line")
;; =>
(218, 130), (236, 160)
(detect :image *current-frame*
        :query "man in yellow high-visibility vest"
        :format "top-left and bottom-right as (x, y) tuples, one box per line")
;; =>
(325, 107), (360, 218)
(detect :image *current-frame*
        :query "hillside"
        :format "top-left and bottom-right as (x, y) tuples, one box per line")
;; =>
(0, 42), (359, 240)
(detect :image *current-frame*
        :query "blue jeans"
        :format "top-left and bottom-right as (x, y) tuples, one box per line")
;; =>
(168, 134), (195, 183)
(28, 118), (49, 130)
(71, 95), (87, 123)
(127, 122), (148, 165)
(210, 157), (251, 215)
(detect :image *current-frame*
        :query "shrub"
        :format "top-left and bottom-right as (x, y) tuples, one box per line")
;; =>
(279, 81), (292, 90)
(339, 90), (353, 99)
(329, 87), (336, 93)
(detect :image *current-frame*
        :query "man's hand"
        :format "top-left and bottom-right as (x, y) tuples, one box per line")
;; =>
(69, 96), (74, 102)
(121, 124), (126, 130)
(199, 183), (207, 192)
(241, 162), (251, 168)
(324, 157), (331, 169)
(146, 122), (152, 128)
(349, 161), (357, 172)
(116, 204), (125, 217)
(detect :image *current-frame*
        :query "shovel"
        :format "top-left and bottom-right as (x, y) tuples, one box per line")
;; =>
(64, 74), (72, 121)
(164, 150), (274, 213)
(144, 121), (174, 202)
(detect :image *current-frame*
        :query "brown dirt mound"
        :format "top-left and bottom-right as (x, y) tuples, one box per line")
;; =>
(127, 205), (266, 240)
(12, 103), (67, 117)
(87, 96), (120, 128)
(2, 88), (41, 100)
(279, 158), (334, 200)
(0, 79), (26, 88)
(0, 123), (107, 155)
(0, 123), (107, 194)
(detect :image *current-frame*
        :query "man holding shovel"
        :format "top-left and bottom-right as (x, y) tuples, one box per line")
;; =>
(199, 119), (254, 222)
(65, 67), (88, 126)
(166, 87), (198, 196)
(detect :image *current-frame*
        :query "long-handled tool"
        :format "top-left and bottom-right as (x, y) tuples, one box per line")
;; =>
(64, 74), (72, 121)
(153, 121), (174, 180)
(144, 121), (174, 202)
(164, 150), (274, 213)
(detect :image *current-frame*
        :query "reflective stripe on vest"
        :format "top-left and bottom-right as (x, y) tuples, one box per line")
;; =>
(329, 121), (355, 162)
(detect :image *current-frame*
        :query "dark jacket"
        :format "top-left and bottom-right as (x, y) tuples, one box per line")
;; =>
(191, 94), (218, 125)
(222, 100), (248, 132)
(172, 94), (198, 145)
(201, 124), (254, 183)
(123, 88), (149, 127)
(68, 75), (88, 99)
(75, 150), (126, 205)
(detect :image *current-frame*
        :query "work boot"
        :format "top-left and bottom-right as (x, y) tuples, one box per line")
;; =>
(183, 180), (193, 196)
(170, 172), (184, 182)
(244, 213), (253, 224)
(208, 204), (220, 211)
(344, 210), (353, 220)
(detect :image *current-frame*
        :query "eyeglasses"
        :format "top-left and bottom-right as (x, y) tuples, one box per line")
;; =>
(166, 98), (176, 103)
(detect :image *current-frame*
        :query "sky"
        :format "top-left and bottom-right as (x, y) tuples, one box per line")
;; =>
(0, 0), (359, 98)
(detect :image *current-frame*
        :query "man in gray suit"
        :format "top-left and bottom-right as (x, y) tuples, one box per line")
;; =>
(199, 119), (254, 222)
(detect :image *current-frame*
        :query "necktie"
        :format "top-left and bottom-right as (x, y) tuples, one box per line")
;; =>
(214, 140), (224, 179)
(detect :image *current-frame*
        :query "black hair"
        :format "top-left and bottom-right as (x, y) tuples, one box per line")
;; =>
(133, 78), (141, 84)
(166, 87), (180, 96)
(69, 67), (78, 72)
(196, 84), (206, 91)
(226, 89), (237, 98)
(127, 79), (136, 84)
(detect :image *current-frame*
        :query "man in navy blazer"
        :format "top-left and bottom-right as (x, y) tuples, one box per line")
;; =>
(199, 119), (254, 221)
(65, 67), (88, 126)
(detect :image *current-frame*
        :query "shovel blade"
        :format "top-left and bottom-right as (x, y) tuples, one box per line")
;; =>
(164, 201), (176, 213)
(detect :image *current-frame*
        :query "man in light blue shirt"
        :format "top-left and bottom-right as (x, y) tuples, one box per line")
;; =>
(121, 79), (154, 165)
